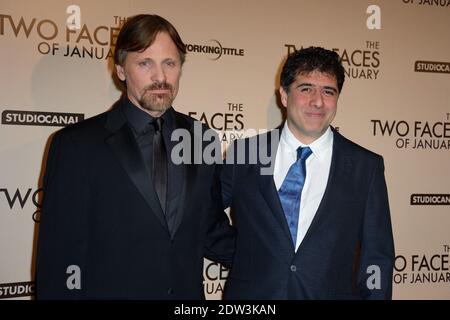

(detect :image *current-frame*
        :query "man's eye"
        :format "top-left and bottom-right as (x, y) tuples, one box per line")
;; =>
(300, 87), (312, 93)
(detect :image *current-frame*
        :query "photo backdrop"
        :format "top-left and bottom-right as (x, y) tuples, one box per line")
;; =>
(1, 0), (449, 299)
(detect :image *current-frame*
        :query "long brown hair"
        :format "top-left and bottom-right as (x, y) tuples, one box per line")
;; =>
(114, 14), (186, 66)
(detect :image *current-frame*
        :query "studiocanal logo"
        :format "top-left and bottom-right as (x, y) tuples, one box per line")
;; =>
(0, 6), (124, 60)
(285, 41), (381, 80)
(411, 194), (450, 205)
(185, 39), (244, 60)
(0, 281), (35, 299)
(415, 61), (450, 74)
(371, 114), (450, 150)
(2, 110), (84, 127)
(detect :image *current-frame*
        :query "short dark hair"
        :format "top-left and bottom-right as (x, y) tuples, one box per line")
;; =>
(280, 46), (345, 93)
(114, 14), (186, 66)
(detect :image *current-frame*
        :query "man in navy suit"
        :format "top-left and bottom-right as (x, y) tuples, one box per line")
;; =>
(221, 47), (394, 299)
(35, 14), (234, 299)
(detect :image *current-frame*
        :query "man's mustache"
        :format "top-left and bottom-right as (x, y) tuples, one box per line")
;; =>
(145, 82), (173, 91)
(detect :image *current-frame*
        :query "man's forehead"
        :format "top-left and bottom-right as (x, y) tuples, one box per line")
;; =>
(295, 70), (338, 85)
(129, 43), (179, 59)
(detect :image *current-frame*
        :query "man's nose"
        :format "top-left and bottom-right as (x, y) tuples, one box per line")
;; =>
(151, 64), (167, 83)
(310, 90), (324, 108)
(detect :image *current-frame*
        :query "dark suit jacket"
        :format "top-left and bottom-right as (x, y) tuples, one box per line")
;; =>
(221, 127), (394, 299)
(35, 100), (234, 299)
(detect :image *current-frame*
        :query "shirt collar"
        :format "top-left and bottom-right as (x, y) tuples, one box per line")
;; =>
(281, 122), (333, 161)
(122, 96), (175, 135)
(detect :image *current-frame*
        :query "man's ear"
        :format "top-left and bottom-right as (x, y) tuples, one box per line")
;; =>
(116, 64), (126, 82)
(279, 87), (288, 108)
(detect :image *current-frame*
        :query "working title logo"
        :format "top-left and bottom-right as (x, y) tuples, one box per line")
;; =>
(185, 40), (244, 60)
(2, 110), (84, 127)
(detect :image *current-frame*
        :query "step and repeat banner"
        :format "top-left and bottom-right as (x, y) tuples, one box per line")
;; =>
(0, 0), (449, 299)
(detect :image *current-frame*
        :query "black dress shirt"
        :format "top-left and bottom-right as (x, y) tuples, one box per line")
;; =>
(122, 97), (183, 232)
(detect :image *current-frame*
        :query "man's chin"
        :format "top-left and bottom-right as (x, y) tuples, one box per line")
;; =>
(142, 104), (170, 113)
(140, 97), (173, 113)
(141, 102), (172, 113)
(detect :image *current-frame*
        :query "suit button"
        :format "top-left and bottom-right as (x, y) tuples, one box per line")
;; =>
(168, 288), (173, 295)
(290, 265), (297, 272)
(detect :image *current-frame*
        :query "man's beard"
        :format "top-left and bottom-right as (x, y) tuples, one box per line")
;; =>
(139, 81), (175, 113)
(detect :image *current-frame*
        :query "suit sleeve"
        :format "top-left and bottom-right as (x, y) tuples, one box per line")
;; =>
(220, 141), (236, 209)
(357, 156), (395, 299)
(204, 163), (236, 268)
(35, 131), (89, 299)
(203, 134), (236, 268)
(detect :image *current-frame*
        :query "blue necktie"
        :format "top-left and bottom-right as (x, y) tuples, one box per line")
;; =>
(278, 146), (312, 246)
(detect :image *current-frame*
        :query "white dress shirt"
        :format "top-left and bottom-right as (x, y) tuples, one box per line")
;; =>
(273, 123), (334, 251)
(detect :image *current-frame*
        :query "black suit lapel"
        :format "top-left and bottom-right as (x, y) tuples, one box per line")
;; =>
(104, 103), (168, 232)
(257, 172), (295, 251)
(299, 128), (353, 248)
(255, 129), (295, 250)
